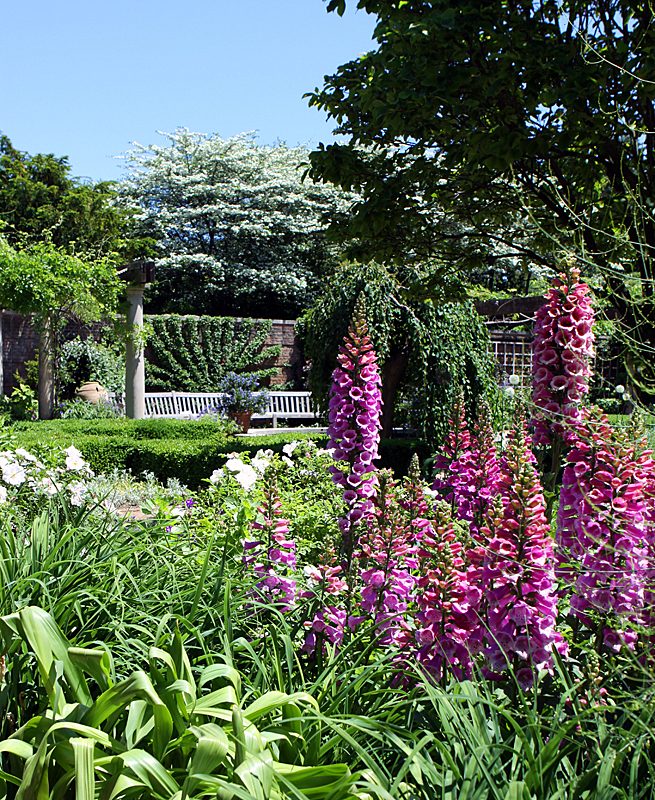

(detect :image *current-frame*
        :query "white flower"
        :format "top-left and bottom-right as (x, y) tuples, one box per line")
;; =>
(508, 374), (520, 386)
(225, 458), (246, 473)
(234, 465), (258, 491)
(69, 481), (88, 507)
(251, 456), (269, 474)
(15, 448), (37, 462)
(504, 386), (515, 398)
(3, 462), (26, 486)
(65, 446), (86, 471)
(615, 384), (625, 395)
(170, 506), (185, 518)
(40, 476), (60, 496)
(209, 468), (224, 484)
(423, 487), (438, 499)
(282, 441), (300, 457)
(282, 456), (294, 468)
(0, 486), (7, 504)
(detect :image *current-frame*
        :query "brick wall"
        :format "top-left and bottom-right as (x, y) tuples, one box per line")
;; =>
(259, 319), (302, 387)
(2, 311), (38, 394)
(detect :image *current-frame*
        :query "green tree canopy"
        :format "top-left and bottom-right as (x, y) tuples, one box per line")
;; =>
(0, 134), (146, 258)
(307, 0), (655, 389)
(0, 241), (121, 418)
(117, 129), (354, 319)
(299, 261), (495, 444)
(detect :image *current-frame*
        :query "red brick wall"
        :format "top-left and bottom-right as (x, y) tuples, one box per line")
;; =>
(2, 311), (37, 394)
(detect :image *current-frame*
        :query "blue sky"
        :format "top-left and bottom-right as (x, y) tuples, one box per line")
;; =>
(1, 0), (375, 182)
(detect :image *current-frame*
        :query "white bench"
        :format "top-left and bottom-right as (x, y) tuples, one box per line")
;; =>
(112, 391), (320, 428)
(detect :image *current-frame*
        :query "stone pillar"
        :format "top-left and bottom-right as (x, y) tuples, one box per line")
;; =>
(125, 285), (146, 419)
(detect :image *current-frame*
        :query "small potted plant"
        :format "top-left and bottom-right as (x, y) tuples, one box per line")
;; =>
(215, 372), (269, 433)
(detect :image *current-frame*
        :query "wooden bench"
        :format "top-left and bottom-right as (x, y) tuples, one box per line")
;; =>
(112, 391), (320, 428)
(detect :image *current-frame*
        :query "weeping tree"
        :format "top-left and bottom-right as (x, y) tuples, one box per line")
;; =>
(299, 261), (495, 444)
(0, 241), (120, 419)
(146, 315), (281, 392)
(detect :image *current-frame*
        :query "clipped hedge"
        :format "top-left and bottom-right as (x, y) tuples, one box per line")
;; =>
(11, 420), (432, 487)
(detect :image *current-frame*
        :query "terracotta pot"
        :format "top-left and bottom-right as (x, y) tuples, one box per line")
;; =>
(230, 411), (252, 433)
(75, 381), (108, 404)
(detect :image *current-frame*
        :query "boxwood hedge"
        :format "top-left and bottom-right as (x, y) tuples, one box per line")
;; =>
(11, 419), (431, 487)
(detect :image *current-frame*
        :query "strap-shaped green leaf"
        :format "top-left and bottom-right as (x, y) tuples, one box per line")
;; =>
(81, 671), (173, 761)
(71, 738), (95, 800)
(0, 607), (92, 711)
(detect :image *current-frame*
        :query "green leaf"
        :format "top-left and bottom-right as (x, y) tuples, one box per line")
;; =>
(71, 738), (95, 800)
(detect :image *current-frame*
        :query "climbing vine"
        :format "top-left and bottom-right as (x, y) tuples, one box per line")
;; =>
(146, 315), (281, 392)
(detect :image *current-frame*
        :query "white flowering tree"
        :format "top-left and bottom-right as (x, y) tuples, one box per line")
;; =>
(117, 130), (353, 318)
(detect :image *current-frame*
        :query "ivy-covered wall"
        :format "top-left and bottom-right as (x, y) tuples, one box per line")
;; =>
(0, 312), (302, 395)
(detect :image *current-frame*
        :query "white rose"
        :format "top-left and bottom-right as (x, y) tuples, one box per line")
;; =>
(65, 446), (87, 471)
(15, 448), (37, 462)
(251, 457), (269, 474)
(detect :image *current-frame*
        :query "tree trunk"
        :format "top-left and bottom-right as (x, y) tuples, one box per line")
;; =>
(380, 346), (410, 438)
(38, 318), (56, 420)
(0, 310), (4, 397)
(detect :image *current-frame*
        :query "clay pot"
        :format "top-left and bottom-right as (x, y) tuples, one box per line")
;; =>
(75, 381), (108, 404)
(230, 411), (252, 433)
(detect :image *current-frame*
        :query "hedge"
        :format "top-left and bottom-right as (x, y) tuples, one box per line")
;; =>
(11, 420), (432, 488)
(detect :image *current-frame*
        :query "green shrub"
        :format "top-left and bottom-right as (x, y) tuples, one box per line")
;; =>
(11, 420), (432, 485)
(58, 335), (125, 396)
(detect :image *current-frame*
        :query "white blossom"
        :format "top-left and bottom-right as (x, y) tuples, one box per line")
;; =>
(65, 446), (87, 471)
(282, 441), (300, 457)
(69, 481), (88, 507)
(15, 448), (37, 462)
(234, 465), (258, 491)
(3, 462), (26, 486)
(209, 468), (224, 484)
(251, 456), (270, 474)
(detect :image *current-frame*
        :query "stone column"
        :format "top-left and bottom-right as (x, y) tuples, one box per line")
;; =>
(125, 284), (145, 419)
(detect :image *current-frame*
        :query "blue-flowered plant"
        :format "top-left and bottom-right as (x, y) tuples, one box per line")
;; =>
(213, 371), (269, 416)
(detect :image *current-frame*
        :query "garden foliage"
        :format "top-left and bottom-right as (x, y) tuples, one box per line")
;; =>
(308, 0), (655, 393)
(2, 270), (655, 796)
(300, 261), (495, 443)
(146, 315), (281, 392)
